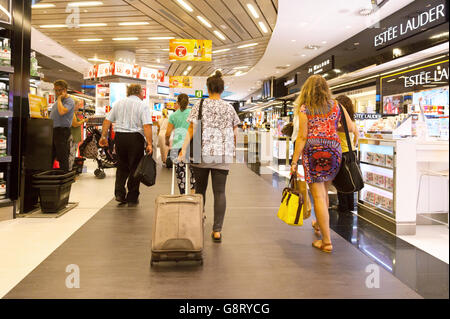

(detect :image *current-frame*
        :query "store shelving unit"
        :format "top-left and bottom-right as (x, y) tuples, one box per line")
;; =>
(358, 140), (396, 232)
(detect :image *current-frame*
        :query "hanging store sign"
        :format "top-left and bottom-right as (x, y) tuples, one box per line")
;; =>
(284, 74), (297, 87)
(83, 62), (164, 82)
(169, 39), (212, 62)
(307, 56), (334, 75)
(169, 76), (193, 88)
(373, 0), (448, 49)
(195, 90), (203, 98)
(380, 59), (449, 96)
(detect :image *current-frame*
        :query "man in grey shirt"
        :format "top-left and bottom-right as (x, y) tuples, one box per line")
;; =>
(100, 84), (153, 206)
(50, 80), (75, 171)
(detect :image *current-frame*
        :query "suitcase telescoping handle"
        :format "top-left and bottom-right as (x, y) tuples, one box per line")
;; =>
(171, 162), (190, 195)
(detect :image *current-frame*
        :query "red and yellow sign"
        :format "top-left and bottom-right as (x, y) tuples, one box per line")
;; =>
(28, 94), (49, 118)
(169, 39), (212, 62)
(169, 76), (193, 88)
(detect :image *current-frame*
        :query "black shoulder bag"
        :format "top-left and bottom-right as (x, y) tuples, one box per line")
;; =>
(189, 98), (204, 163)
(332, 105), (364, 194)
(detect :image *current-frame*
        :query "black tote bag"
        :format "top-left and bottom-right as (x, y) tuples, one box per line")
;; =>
(134, 154), (157, 186)
(332, 105), (364, 194)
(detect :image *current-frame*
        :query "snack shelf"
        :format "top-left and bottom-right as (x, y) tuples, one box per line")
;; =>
(364, 181), (393, 193)
(360, 199), (394, 215)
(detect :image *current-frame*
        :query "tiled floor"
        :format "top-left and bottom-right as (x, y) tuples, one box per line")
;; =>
(3, 164), (421, 299)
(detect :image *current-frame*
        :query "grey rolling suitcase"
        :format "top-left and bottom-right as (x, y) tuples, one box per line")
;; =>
(151, 164), (204, 266)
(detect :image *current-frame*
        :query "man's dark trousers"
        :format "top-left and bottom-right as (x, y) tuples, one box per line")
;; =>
(52, 127), (71, 171)
(114, 132), (145, 202)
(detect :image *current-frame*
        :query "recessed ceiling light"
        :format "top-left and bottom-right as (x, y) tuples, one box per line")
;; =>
(237, 43), (258, 49)
(183, 70), (188, 75)
(322, 41), (327, 44)
(79, 23), (107, 27)
(39, 24), (67, 28)
(187, 65), (192, 71)
(234, 71), (244, 76)
(305, 44), (320, 50)
(258, 21), (268, 34)
(113, 37), (139, 41)
(291, 39), (296, 42)
(176, 0), (193, 12)
(286, 64), (290, 67)
(346, 25), (351, 29)
(301, 54), (306, 57)
(68, 1), (103, 7)
(32, 3), (56, 8)
(169, 59), (176, 62)
(162, 49), (170, 51)
(119, 22), (149, 26)
(197, 16), (212, 28)
(156, 58), (161, 63)
(212, 48), (230, 54)
(149, 37), (175, 40)
(233, 66), (249, 69)
(88, 57), (109, 63)
(246, 4), (259, 19)
(78, 38), (103, 42)
(214, 31), (226, 41)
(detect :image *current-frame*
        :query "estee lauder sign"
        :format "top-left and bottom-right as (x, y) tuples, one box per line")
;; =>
(374, 1), (447, 49)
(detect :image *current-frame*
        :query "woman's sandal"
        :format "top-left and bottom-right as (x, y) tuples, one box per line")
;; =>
(312, 240), (333, 253)
(312, 220), (321, 237)
(211, 232), (222, 243)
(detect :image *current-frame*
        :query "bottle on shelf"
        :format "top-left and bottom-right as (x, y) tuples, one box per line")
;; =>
(0, 39), (11, 66)
(0, 172), (6, 200)
(0, 127), (7, 157)
(0, 82), (8, 111)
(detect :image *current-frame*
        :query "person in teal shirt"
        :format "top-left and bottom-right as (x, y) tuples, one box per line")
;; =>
(165, 94), (195, 194)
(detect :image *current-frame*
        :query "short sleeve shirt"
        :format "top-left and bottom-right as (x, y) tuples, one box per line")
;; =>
(187, 98), (240, 169)
(169, 109), (191, 149)
(50, 97), (75, 128)
(106, 95), (152, 136)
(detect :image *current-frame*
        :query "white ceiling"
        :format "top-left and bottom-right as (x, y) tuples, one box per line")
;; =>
(225, 0), (415, 100)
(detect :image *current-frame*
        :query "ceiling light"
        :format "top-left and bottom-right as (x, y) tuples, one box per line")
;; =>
(156, 58), (161, 63)
(119, 22), (150, 26)
(291, 39), (296, 42)
(68, 1), (103, 7)
(113, 37), (138, 41)
(169, 59), (176, 62)
(162, 49), (170, 51)
(246, 3), (259, 19)
(258, 21), (268, 33)
(149, 37), (175, 40)
(322, 41), (327, 44)
(214, 31), (226, 41)
(234, 71), (243, 76)
(183, 70), (188, 75)
(197, 16), (212, 28)
(237, 43), (258, 49)
(32, 3), (56, 8)
(186, 65), (192, 71)
(359, 8), (374, 16)
(78, 38), (103, 42)
(146, 65), (165, 69)
(345, 25), (351, 29)
(301, 54), (306, 57)
(79, 23), (107, 27)
(88, 58), (109, 63)
(176, 0), (193, 12)
(233, 66), (249, 69)
(39, 24), (67, 28)
(305, 44), (320, 50)
(213, 48), (230, 54)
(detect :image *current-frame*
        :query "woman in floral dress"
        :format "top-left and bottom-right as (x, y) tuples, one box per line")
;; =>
(291, 75), (357, 253)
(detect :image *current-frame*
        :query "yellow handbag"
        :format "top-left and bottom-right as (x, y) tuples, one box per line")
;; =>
(277, 176), (304, 226)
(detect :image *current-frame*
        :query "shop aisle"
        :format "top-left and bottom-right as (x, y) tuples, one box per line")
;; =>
(0, 160), (115, 298)
(3, 164), (420, 299)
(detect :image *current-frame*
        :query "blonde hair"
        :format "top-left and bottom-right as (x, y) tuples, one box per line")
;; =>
(162, 108), (168, 118)
(295, 74), (332, 116)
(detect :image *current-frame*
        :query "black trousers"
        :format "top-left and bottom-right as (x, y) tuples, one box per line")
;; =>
(114, 132), (145, 202)
(193, 167), (228, 232)
(52, 127), (71, 172)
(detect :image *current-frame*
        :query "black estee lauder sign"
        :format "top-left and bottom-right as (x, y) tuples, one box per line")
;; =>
(380, 59), (449, 96)
(373, 0), (448, 49)
(307, 56), (334, 75)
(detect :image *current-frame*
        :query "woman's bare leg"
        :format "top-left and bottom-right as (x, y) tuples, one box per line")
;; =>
(310, 182), (332, 245)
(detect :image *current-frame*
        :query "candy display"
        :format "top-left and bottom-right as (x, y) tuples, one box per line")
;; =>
(363, 190), (393, 212)
(363, 151), (391, 167)
(363, 171), (393, 191)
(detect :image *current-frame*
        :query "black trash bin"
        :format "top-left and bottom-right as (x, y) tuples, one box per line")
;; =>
(32, 170), (76, 213)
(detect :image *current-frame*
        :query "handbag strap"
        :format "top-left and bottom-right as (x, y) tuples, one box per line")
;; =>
(338, 104), (355, 158)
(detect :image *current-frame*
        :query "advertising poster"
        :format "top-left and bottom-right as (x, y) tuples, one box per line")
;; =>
(383, 95), (403, 114)
(169, 39), (212, 62)
(28, 94), (49, 118)
(169, 76), (193, 88)
(97, 63), (111, 77)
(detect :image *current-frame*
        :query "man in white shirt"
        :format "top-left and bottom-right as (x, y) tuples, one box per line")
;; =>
(99, 84), (153, 206)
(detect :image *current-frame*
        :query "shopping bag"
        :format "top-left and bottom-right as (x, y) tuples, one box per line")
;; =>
(294, 178), (311, 220)
(277, 176), (304, 226)
(134, 154), (157, 186)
